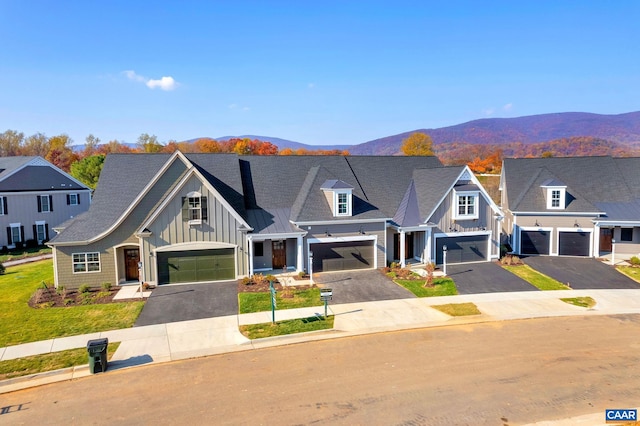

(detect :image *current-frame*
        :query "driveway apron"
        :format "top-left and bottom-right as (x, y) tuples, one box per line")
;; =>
(447, 262), (538, 294)
(522, 257), (640, 289)
(135, 281), (238, 326)
(314, 269), (415, 304)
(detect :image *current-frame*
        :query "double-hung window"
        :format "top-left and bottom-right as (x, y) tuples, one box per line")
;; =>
(38, 195), (53, 213)
(337, 193), (348, 215)
(8, 223), (22, 246)
(188, 197), (201, 221)
(67, 193), (79, 205)
(551, 190), (561, 208)
(35, 222), (47, 244)
(454, 192), (479, 220)
(0, 196), (6, 215)
(73, 252), (100, 273)
(182, 192), (207, 225)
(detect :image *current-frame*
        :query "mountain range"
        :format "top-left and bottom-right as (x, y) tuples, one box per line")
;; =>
(213, 111), (640, 155)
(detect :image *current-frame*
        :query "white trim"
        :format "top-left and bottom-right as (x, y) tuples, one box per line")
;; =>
(594, 220), (640, 227)
(248, 232), (306, 241)
(517, 226), (553, 256)
(72, 251), (101, 274)
(432, 231), (492, 264)
(0, 189), (92, 197)
(52, 248), (59, 288)
(453, 190), (479, 220)
(512, 211), (602, 216)
(154, 241), (236, 253)
(307, 235), (378, 269)
(546, 188), (566, 210)
(112, 243), (140, 285)
(294, 218), (389, 226)
(434, 230), (491, 238)
(556, 227), (594, 257)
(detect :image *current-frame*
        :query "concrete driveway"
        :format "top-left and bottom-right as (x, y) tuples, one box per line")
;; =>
(313, 269), (415, 304)
(447, 262), (538, 294)
(135, 281), (238, 326)
(522, 256), (640, 289)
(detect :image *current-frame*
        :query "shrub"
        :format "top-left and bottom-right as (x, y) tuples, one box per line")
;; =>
(298, 271), (307, 278)
(629, 256), (640, 266)
(101, 282), (112, 291)
(15, 241), (23, 250)
(56, 285), (67, 299)
(0, 262), (5, 275)
(25, 239), (38, 249)
(0, 245), (7, 254)
(78, 284), (91, 294)
(390, 261), (400, 270)
(240, 276), (252, 285)
(265, 274), (277, 284)
(424, 262), (435, 287)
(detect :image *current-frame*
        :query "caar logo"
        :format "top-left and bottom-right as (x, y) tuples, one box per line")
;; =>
(606, 409), (637, 422)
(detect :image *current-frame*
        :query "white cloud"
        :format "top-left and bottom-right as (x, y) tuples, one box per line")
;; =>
(503, 103), (513, 111)
(147, 76), (178, 91)
(483, 108), (495, 116)
(122, 70), (179, 91)
(229, 103), (250, 111)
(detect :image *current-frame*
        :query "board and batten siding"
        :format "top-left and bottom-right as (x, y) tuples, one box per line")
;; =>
(53, 159), (188, 289)
(141, 175), (248, 283)
(0, 191), (91, 247)
(430, 190), (500, 258)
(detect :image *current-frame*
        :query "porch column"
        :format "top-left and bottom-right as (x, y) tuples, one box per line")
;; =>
(424, 228), (432, 264)
(400, 230), (406, 267)
(296, 235), (303, 272)
(593, 224), (600, 258)
(248, 237), (254, 276)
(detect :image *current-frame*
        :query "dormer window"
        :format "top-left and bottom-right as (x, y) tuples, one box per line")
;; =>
(453, 191), (479, 220)
(182, 191), (208, 225)
(321, 179), (354, 217)
(541, 179), (566, 210)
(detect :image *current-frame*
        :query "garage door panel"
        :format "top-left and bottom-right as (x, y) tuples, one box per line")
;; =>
(311, 241), (374, 272)
(158, 249), (235, 284)
(435, 235), (488, 264)
(558, 232), (590, 256)
(520, 230), (550, 255)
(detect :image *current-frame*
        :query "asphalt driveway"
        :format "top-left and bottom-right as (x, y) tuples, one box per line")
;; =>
(447, 262), (538, 294)
(313, 269), (415, 304)
(135, 281), (238, 326)
(522, 257), (640, 289)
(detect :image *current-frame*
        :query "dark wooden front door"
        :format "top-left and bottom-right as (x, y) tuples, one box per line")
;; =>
(125, 249), (140, 281)
(272, 240), (286, 269)
(393, 233), (413, 260)
(600, 228), (613, 252)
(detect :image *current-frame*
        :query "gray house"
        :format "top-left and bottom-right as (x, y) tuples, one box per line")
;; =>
(0, 156), (91, 249)
(49, 152), (502, 289)
(501, 156), (640, 258)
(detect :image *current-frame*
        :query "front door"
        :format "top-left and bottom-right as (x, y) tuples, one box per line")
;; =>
(393, 233), (413, 261)
(125, 249), (140, 281)
(600, 228), (613, 252)
(272, 240), (286, 269)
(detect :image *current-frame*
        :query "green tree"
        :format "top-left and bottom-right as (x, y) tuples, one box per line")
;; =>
(0, 130), (24, 156)
(137, 133), (163, 153)
(401, 132), (434, 156)
(70, 154), (105, 189)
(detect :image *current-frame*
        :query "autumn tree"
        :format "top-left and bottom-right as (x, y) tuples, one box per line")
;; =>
(401, 132), (434, 156)
(0, 130), (24, 156)
(83, 134), (100, 158)
(22, 133), (50, 156)
(46, 134), (78, 171)
(70, 154), (105, 189)
(194, 138), (221, 153)
(98, 140), (134, 154)
(137, 133), (163, 153)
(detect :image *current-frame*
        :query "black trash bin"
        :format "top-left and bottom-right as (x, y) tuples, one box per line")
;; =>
(87, 338), (109, 374)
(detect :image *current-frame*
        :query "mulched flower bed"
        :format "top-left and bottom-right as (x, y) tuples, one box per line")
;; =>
(28, 286), (138, 308)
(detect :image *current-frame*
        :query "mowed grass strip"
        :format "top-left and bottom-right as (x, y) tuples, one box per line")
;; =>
(0, 246), (52, 263)
(560, 296), (596, 308)
(238, 288), (322, 314)
(432, 302), (481, 316)
(394, 277), (458, 297)
(0, 342), (120, 380)
(0, 260), (144, 347)
(240, 316), (334, 339)
(502, 264), (570, 290)
(616, 266), (640, 283)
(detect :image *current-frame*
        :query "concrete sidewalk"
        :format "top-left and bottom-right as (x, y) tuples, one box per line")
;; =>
(2, 289), (640, 394)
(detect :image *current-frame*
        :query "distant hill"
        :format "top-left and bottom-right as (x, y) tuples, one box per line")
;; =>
(212, 135), (351, 152)
(350, 111), (640, 155)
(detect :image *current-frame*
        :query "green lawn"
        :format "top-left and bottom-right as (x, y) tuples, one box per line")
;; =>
(394, 277), (458, 297)
(616, 266), (640, 283)
(0, 342), (120, 380)
(560, 296), (596, 308)
(502, 264), (570, 290)
(238, 287), (322, 314)
(0, 260), (144, 347)
(432, 302), (481, 316)
(0, 246), (52, 263)
(240, 316), (334, 339)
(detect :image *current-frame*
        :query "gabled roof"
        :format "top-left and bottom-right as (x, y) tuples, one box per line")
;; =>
(413, 166), (468, 222)
(0, 156), (90, 192)
(502, 156), (640, 213)
(393, 180), (422, 227)
(320, 179), (354, 190)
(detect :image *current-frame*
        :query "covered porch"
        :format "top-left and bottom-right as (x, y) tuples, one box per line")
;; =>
(248, 233), (306, 276)
(388, 224), (435, 267)
(593, 222), (640, 258)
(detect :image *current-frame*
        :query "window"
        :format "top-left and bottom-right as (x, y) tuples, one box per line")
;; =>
(0, 196), (6, 215)
(254, 241), (264, 257)
(551, 190), (561, 208)
(35, 222), (47, 244)
(545, 187), (566, 210)
(38, 195), (53, 213)
(67, 193), (79, 205)
(182, 194), (208, 224)
(621, 228), (633, 242)
(337, 193), (348, 215)
(73, 252), (100, 273)
(8, 224), (22, 246)
(454, 192), (479, 220)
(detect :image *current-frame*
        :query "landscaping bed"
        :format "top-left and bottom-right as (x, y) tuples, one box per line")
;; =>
(28, 284), (138, 308)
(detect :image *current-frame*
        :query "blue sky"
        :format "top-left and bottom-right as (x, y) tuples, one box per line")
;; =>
(1, 1), (639, 146)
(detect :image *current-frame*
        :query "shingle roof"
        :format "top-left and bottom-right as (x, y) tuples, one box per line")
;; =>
(502, 156), (640, 213)
(413, 166), (466, 221)
(0, 156), (90, 192)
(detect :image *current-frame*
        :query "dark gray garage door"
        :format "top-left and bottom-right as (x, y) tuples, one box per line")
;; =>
(520, 230), (550, 255)
(311, 240), (374, 272)
(558, 231), (590, 256)
(435, 235), (488, 264)
(157, 249), (235, 284)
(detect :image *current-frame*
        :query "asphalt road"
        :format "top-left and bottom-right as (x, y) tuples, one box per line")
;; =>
(3, 315), (640, 425)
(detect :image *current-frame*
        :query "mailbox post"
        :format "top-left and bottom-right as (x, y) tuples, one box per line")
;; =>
(269, 280), (277, 324)
(320, 288), (332, 319)
(309, 251), (314, 285)
(138, 261), (143, 299)
(442, 245), (448, 276)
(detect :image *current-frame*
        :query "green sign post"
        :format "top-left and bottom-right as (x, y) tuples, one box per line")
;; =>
(320, 288), (332, 319)
(269, 280), (277, 324)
